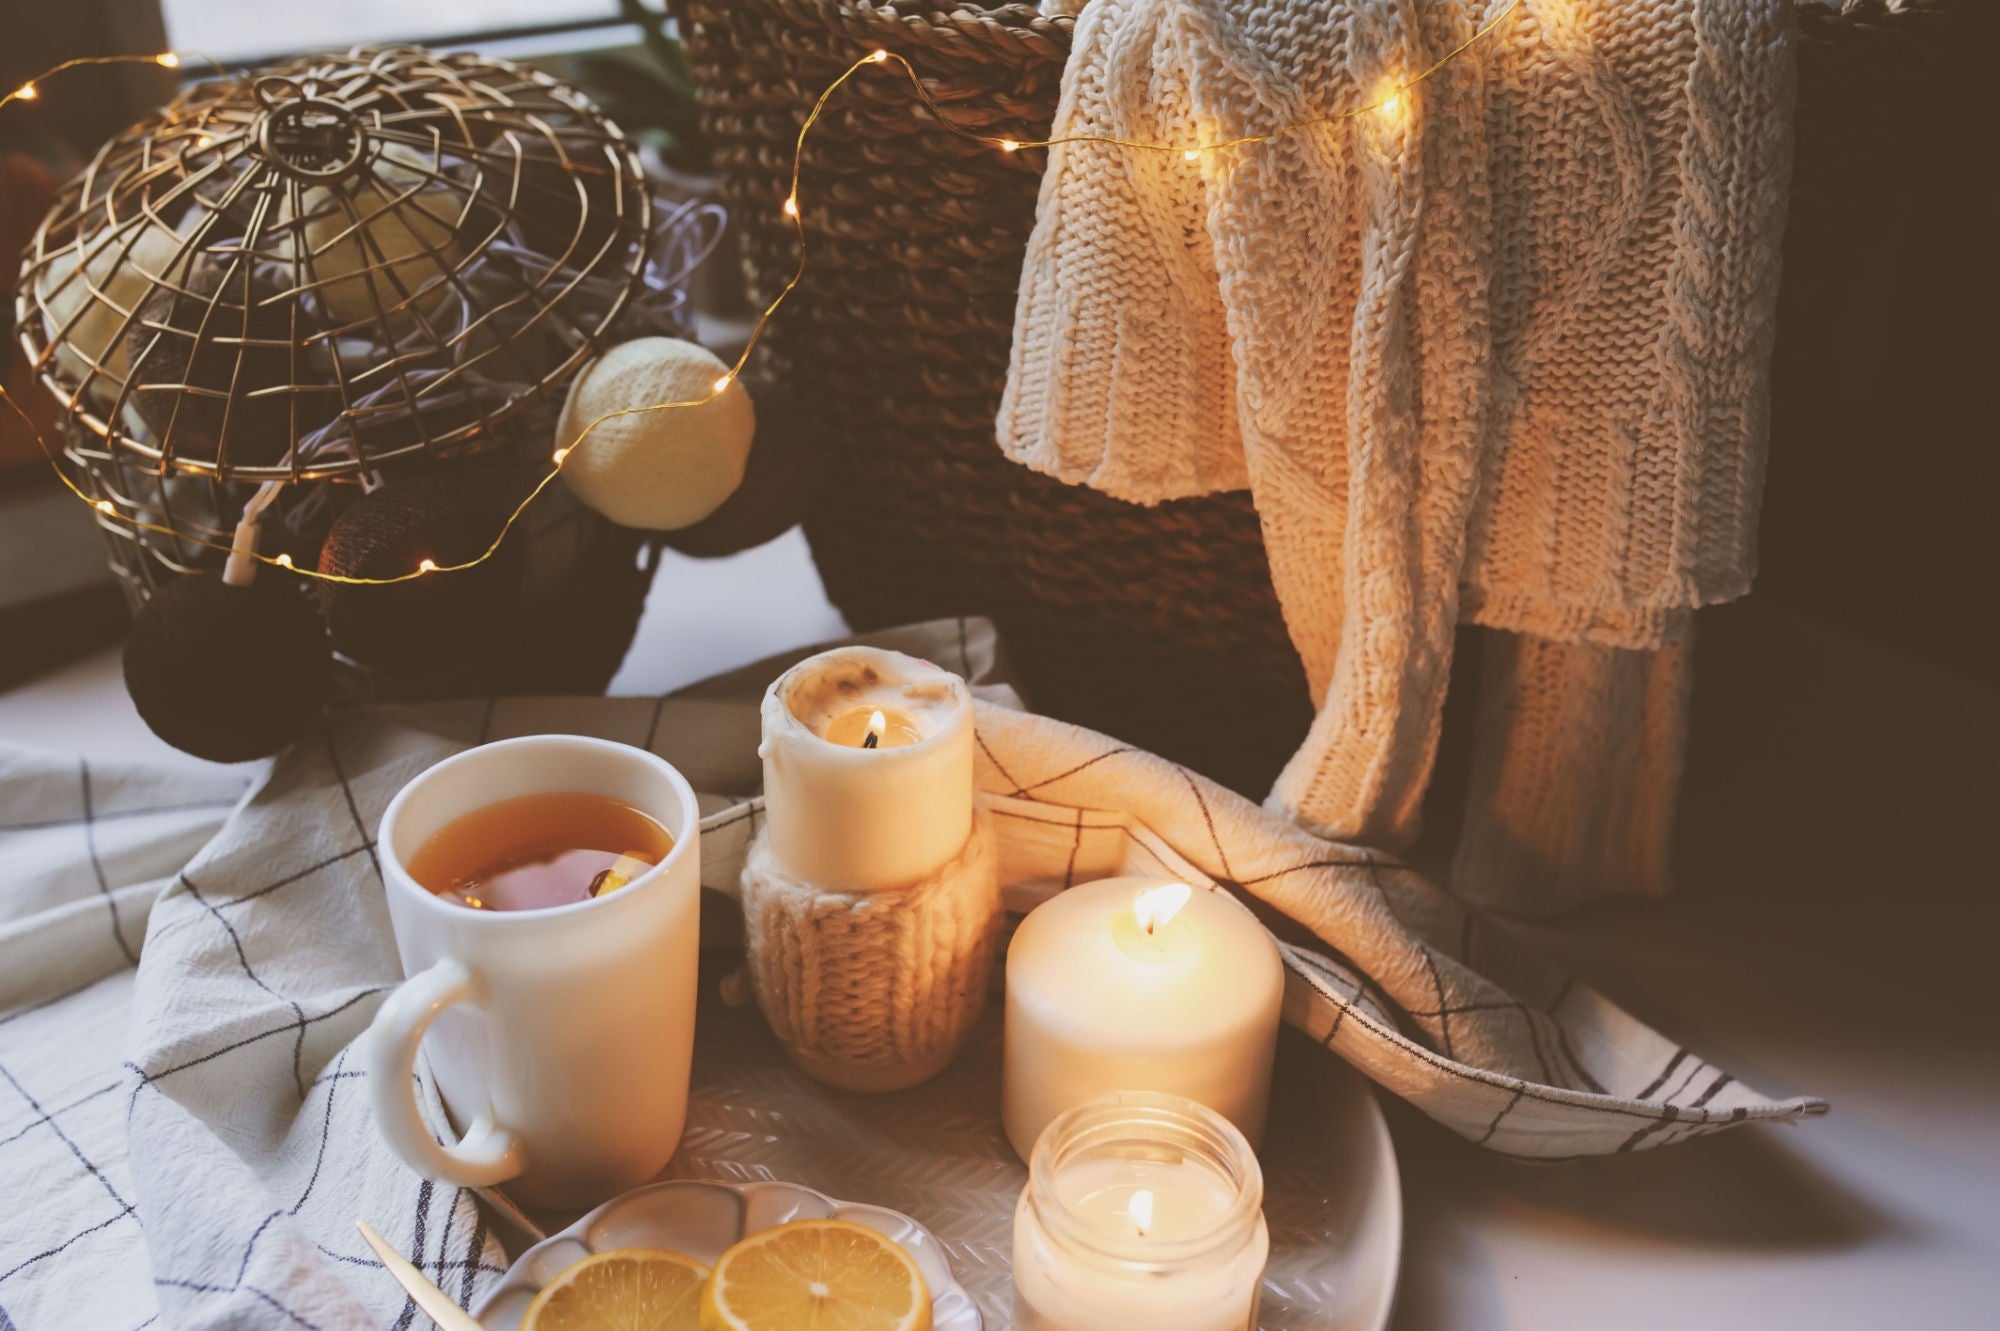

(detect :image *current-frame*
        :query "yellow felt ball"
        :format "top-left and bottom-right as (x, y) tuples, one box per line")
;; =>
(36, 220), (184, 407)
(297, 142), (461, 328)
(555, 337), (755, 531)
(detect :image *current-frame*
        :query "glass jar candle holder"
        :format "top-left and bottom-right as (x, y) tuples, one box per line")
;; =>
(1013, 1090), (1269, 1331)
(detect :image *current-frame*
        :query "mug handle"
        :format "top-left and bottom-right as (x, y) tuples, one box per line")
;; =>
(364, 958), (526, 1187)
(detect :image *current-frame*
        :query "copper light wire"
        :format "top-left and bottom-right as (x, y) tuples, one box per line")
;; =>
(2, 6), (1519, 586)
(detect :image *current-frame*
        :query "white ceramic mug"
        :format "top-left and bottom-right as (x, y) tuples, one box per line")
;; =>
(365, 735), (701, 1209)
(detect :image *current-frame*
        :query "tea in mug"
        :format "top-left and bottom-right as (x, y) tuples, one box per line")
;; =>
(406, 791), (673, 911)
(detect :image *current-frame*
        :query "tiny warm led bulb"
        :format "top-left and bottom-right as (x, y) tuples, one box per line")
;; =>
(93, 499), (114, 514)
(274, 552), (294, 569)
(14, 84), (38, 102)
(1183, 149), (1200, 161)
(783, 195), (799, 217)
(1000, 139), (1020, 153)
(418, 558), (438, 574)
(870, 49), (889, 63)
(713, 373), (733, 393)
(1380, 94), (1401, 116)
(156, 52), (181, 68)
(552, 446), (570, 465)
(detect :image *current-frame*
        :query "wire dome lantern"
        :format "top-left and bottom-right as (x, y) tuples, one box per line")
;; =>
(13, 44), (723, 710)
(23, 43), (652, 478)
(14, 44), (721, 593)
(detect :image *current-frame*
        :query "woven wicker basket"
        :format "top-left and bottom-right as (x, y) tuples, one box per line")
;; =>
(671, 0), (1977, 795)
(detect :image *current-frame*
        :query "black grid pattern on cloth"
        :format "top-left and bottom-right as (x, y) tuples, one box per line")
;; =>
(967, 698), (1826, 1156)
(79, 760), (138, 967)
(0, 734), (502, 1328)
(0, 756), (242, 972)
(1, 767), (244, 1322)
(122, 719), (497, 1327)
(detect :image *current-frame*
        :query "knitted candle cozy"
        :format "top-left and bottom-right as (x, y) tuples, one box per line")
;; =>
(999, 0), (1794, 897)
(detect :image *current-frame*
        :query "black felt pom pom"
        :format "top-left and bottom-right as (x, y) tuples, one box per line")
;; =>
(316, 473), (526, 690)
(657, 383), (821, 559)
(123, 573), (329, 762)
(122, 258), (335, 468)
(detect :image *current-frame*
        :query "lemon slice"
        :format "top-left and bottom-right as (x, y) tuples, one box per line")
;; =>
(523, 1248), (709, 1331)
(700, 1219), (931, 1331)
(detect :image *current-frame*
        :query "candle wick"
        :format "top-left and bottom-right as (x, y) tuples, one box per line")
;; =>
(862, 730), (880, 750)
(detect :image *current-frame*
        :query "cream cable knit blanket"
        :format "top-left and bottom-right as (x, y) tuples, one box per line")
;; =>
(999, 0), (1795, 869)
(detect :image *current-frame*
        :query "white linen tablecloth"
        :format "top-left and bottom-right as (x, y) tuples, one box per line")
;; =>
(0, 618), (1823, 1329)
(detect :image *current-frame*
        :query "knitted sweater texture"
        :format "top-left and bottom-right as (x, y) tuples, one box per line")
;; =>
(999, 0), (1795, 845)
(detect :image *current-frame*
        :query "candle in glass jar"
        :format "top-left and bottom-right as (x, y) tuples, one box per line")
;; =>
(758, 646), (974, 890)
(1003, 877), (1284, 1161)
(1013, 1090), (1268, 1331)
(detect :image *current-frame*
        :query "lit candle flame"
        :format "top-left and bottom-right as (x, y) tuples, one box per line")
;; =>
(863, 709), (886, 750)
(1130, 1188), (1154, 1237)
(1132, 883), (1192, 936)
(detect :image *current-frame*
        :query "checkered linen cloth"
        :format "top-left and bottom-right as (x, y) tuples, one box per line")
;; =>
(0, 619), (1823, 1328)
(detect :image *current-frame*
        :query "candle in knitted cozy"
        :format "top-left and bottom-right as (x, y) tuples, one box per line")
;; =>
(739, 815), (1001, 1093)
(998, 0), (1795, 856)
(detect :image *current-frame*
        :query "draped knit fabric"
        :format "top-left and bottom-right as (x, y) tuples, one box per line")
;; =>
(998, 0), (1794, 904)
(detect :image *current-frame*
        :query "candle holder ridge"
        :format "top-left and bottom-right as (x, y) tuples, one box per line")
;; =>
(739, 810), (1000, 1093)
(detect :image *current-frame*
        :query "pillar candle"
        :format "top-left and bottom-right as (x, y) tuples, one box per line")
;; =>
(758, 646), (974, 890)
(1003, 877), (1285, 1161)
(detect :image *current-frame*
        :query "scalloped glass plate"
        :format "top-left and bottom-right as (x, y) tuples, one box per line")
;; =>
(472, 1178), (981, 1331)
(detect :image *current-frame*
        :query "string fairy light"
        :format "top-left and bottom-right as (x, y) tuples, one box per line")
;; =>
(0, 5), (1520, 586)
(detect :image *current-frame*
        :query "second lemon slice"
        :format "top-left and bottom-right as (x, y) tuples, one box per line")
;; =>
(700, 1218), (931, 1331)
(523, 1247), (709, 1331)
